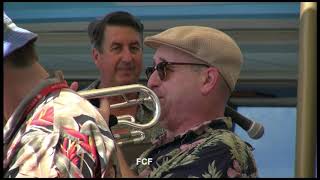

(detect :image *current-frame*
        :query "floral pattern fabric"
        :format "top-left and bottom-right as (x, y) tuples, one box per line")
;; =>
(4, 88), (116, 178)
(135, 117), (258, 178)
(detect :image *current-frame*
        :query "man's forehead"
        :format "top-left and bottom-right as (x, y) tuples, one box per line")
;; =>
(109, 40), (140, 46)
(105, 34), (141, 46)
(105, 25), (140, 37)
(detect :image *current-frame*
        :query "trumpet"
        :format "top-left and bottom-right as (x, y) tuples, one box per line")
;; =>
(78, 84), (161, 144)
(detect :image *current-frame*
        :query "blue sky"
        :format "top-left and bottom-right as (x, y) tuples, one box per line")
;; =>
(235, 107), (297, 177)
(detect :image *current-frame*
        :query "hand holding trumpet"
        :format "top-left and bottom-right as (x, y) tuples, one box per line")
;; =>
(69, 81), (111, 127)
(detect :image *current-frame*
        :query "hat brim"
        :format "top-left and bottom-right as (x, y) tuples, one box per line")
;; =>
(4, 26), (37, 58)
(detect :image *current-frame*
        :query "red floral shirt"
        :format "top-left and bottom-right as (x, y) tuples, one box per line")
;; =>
(4, 86), (116, 178)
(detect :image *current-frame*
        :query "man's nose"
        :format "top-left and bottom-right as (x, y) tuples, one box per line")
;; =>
(147, 69), (161, 89)
(121, 48), (134, 62)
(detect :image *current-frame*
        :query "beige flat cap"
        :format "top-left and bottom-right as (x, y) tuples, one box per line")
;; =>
(144, 26), (243, 92)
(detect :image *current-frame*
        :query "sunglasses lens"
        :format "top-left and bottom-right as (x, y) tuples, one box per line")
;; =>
(145, 67), (154, 79)
(146, 62), (167, 81)
(157, 62), (166, 80)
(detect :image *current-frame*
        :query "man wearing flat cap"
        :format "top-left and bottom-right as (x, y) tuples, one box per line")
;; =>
(3, 12), (117, 178)
(121, 26), (258, 178)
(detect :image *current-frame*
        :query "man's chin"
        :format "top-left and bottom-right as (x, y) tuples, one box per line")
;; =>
(159, 120), (168, 130)
(116, 77), (138, 85)
(116, 80), (135, 86)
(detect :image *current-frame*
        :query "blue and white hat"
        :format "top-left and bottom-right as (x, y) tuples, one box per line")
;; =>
(3, 11), (38, 59)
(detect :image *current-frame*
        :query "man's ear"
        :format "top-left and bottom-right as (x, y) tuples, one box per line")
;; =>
(92, 48), (100, 67)
(200, 67), (219, 95)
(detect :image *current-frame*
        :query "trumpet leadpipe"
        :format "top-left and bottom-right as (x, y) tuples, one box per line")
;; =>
(77, 84), (161, 130)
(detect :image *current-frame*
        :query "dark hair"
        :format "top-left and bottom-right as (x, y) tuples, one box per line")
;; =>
(88, 11), (144, 52)
(5, 39), (38, 68)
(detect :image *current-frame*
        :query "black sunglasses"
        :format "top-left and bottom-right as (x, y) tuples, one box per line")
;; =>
(145, 60), (210, 81)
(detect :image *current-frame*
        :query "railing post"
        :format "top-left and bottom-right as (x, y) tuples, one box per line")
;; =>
(295, 2), (317, 178)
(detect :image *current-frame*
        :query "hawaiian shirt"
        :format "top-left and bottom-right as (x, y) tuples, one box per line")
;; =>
(134, 117), (258, 178)
(84, 79), (165, 166)
(3, 77), (116, 178)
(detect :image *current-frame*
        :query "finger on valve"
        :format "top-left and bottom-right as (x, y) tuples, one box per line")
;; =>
(69, 81), (79, 91)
